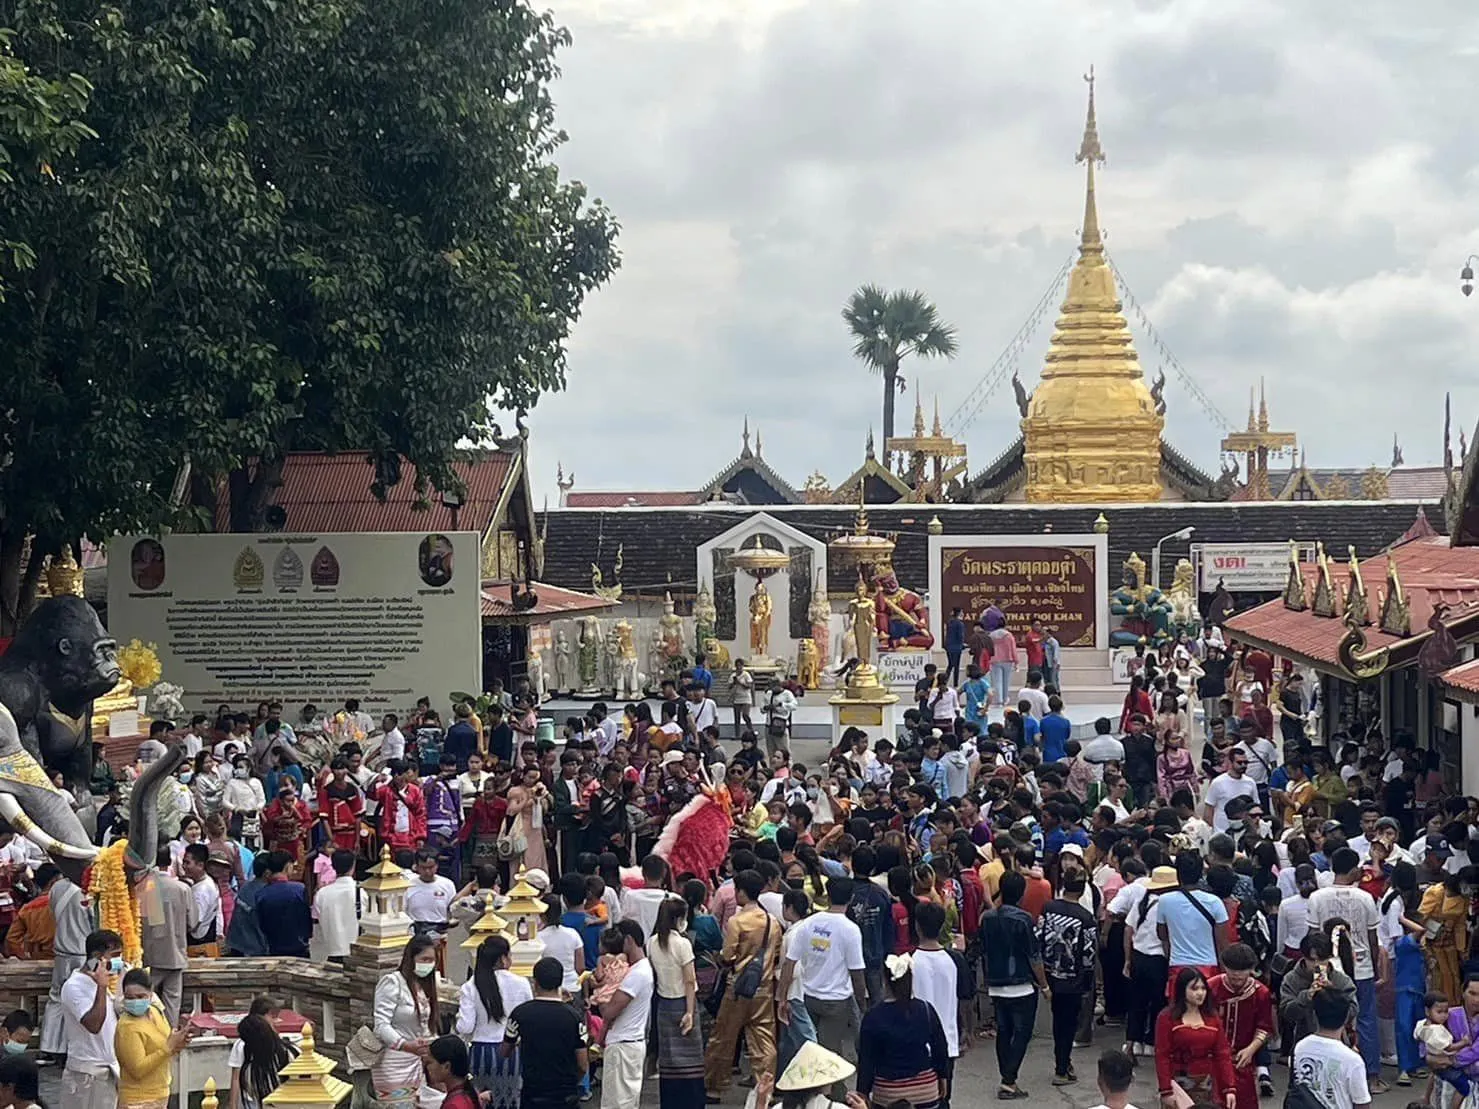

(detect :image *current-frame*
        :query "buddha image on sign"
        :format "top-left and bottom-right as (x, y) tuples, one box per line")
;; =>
(418, 534), (455, 587)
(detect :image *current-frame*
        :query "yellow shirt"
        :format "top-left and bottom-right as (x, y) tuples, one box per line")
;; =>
(116, 1005), (173, 1102)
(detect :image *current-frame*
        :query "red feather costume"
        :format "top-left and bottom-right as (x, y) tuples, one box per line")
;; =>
(652, 782), (734, 883)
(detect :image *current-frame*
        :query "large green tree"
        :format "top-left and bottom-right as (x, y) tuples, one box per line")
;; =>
(841, 285), (958, 451)
(0, 0), (618, 632)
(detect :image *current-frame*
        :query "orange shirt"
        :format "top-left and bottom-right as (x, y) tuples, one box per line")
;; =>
(4, 891), (55, 958)
(1021, 875), (1053, 921)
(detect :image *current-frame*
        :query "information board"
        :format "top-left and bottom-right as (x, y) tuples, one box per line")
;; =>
(936, 543), (1099, 647)
(1195, 542), (1311, 592)
(108, 531), (482, 717)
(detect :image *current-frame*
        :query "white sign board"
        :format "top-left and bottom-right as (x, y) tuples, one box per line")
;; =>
(1195, 543), (1312, 593)
(108, 531), (482, 717)
(877, 650), (930, 690)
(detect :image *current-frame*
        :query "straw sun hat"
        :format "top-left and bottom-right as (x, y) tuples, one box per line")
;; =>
(776, 1041), (856, 1091)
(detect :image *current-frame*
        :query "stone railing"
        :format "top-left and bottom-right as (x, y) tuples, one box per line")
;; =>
(0, 950), (458, 1063)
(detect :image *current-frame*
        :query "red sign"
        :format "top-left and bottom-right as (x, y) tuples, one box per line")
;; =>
(938, 545), (1098, 647)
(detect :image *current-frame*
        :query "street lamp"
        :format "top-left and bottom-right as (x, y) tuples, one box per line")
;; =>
(1152, 526), (1195, 590)
(441, 488), (463, 531)
(1461, 256), (1478, 297)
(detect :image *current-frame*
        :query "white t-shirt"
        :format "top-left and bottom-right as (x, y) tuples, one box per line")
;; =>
(381, 728), (406, 762)
(405, 876), (457, 924)
(620, 887), (685, 950)
(314, 875), (360, 958)
(784, 910), (864, 1002)
(607, 958), (655, 1043)
(455, 971), (532, 1043)
(1203, 772), (1258, 832)
(539, 925), (585, 993)
(1308, 885), (1380, 980)
(759, 891), (786, 922)
(1236, 738), (1280, 786)
(647, 934), (695, 1000)
(1293, 1033), (1370, 1109)
(911, 946), (959, 1057)
(191, 877), (223, 942)
(1109, 880), (1162, 956)
(1017, 687), (1050, 719)
(60, 968), (116, 1069)
(690, 699), (718, 732)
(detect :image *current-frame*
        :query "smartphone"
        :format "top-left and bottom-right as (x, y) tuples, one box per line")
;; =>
(83, 956), (101, 974)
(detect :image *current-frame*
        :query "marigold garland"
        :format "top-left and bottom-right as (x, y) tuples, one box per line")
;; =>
(116, 639), (162, 689)
(90, 839), (142, 966)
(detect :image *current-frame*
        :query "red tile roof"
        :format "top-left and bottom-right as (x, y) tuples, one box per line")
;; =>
(215, 451), (516, 534)
(1224, 536), (1479, 668)
(564, 491), (705, 508)
(1437, 657), (1479, 696)
(479, 581), (614, 619)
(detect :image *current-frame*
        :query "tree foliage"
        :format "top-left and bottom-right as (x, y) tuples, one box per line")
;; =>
(0, 0), (618, 630)
(841, 284), (958, 449)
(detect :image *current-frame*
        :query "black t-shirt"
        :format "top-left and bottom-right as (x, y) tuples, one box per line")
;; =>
(507, 997), (585, 1102)
(1198, 657), (1228, 699)
(488, 722), (515, 764)
(1120, 732), (1157, 786)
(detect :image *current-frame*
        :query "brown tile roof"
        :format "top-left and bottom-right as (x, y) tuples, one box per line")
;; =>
(565, 491), (704, 508)
(479, 581), (614, 619)
(1437, 657), (1479, 696)
(215, 451), (516, 534)
(1225, 535), (1479, 669)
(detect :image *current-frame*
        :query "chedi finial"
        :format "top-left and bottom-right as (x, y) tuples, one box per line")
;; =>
(1076, 66), (1106, 252)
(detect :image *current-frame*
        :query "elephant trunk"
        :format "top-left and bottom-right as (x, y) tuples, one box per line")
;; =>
(126, 742), (186, 871)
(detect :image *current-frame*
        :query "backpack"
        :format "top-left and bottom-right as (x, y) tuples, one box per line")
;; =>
(1284, 1079), (1326, 1109)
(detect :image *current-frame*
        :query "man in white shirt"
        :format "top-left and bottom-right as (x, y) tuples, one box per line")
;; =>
(379, 713), (406, 763)
(1292, 986), (1371, 1109)
(1234, 719), (1279, 794)
(909, 899), (960, 1083)
(1088, 1047), (1142, 1109)
(777, 877), (866, 1099)
(1017, 672), (1051, 719)
(686, 683), (719, 737)
(1347, 804), (1381, 861)
(597, 919), (655, 1109)
(60, 930), (123, 1109)
(1203, 749), (1259, 832)
(405, 850), (456, 941)
(179, 845), (223, 955)
(183, 714), (208, 759)
(454, 753), (490, 815)
(592, 703), (619, 757)
(313, 848), (360, 962)
(1307, 847), (1386, 1092)
(620, 855), (685, 944)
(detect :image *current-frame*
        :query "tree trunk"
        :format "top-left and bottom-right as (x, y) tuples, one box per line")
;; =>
(882, 365), (897, 450)
(0, 529), (24, 638)
(227, 455), (286, 532)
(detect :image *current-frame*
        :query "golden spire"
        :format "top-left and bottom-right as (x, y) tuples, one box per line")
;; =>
(1258, 377), (1269, 432)
(912, 388), (926, 437)
(1076, 65), (1106, 254)
(1021, 69), (1163, 504)
(931, 397), (943, 436)
(1247, 387), (1256, 431)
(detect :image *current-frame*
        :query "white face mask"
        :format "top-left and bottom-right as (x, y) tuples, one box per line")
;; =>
(413, 962), (436, 978)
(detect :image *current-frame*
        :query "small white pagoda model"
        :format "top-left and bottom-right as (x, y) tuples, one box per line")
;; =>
(357, 846), (412, 950)
(501, 866), (549, 977)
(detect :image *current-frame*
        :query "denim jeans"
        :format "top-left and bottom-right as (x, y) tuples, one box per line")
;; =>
(990, 662), (1015, 708)
(992, 991), (1038, 1086)
(777, 996), (818, 1075)
(1355, 975), (1381, 1077)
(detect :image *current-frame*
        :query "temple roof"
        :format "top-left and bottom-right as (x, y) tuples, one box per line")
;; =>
(961, 436), (1223, 502)
(541, 498), (1438, 599)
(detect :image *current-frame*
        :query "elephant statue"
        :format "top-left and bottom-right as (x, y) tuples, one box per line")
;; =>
(0, 701), (182, 881)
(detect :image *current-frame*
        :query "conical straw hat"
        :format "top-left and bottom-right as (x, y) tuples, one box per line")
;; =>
(776, 1041), (856, 1091)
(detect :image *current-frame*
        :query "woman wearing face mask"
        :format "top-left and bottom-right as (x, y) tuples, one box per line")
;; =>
(222, 756), (266, 850)
(115, 969), (191, 1109)
(190, 752), (225, 820)
(372, 935), (439, 1107)
(0, 1051), (41, 1109)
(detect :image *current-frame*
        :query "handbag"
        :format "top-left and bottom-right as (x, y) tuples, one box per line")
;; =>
(496, 815), (527, 860)
(731, 914), (773, 999)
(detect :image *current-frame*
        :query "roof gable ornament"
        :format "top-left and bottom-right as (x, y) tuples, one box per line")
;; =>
(1343, 545), (1370, 626)
(1281, 540), (1308, 612)
(1310, 542), (1339, 618)
(1337, 610), (1392, 680)
(1378, 553), (1411, 637)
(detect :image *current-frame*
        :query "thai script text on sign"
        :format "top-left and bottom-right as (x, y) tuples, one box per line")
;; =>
(938, 545), (1097, 647)
(1196, 543), (1311, 592)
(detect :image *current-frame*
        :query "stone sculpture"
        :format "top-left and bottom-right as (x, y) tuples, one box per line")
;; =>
(527, 649), (547, 704)
(808, 576), (831, 665)
(658, 592), (687, 666)
(612, 620), (641, 701)
(552, 629), (574, 695)
(749, 581), (773, 657)
(1165, 558), (1203, 640)
(796, 638), (820, 689)
(647, 628), (668, 692)
(1110, 553), (1173, 646)
(693, 585), (717, 655)
(873, 566), (934, 649)
(576, 616), (602, 693)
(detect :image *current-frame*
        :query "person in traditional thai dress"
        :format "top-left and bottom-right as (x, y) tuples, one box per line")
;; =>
(1155, 967), (1236, 1109)
(317, 757), (365, 855)
(261, 781), (312, 863)
(1207, 944), (1275, 1109)
(373, 935), (439, 1109)
(374, 760), (428, 853)
(505, 765), (548, 874)
(424, 754), (464, 884)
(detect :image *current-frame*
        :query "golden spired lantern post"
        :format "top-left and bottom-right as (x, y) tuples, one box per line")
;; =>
(502, 865), (549, 977)
(263, 1023), (352, 1109)
(1021, 68), (1165, 503)
(826, 507), (900, 745)
(726, 535), (792, 680)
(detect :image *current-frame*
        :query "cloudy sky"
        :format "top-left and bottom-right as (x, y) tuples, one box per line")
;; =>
(522, 0), (1479, 503)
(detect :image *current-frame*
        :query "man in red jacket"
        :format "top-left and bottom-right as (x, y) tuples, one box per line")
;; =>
(373, 758), (427, 851)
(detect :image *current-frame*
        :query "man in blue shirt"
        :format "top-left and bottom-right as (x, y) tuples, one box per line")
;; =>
(444, 702), (479, 770)
(255, 850), (313, 957)
(1155, 852), (1228, 983)
(692, 653), (713, 693)
(846, 844), (894, 1008)
(919, 734), (949, 796)
(1039, 695), (1073, 763)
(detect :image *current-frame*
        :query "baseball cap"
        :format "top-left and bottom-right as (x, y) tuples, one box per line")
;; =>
(1426, 836), (1453, 859)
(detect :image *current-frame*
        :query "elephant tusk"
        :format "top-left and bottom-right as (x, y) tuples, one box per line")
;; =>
(0, 793), (99, 862)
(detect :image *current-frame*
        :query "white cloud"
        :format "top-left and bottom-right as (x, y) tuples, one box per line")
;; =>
(528, 0), (1479, 500)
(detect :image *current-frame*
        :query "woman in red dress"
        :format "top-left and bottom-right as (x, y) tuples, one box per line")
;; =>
(1156, 967), (1236, 1109)
(262, 780), (312, 862)
(318, 757), (365, 854)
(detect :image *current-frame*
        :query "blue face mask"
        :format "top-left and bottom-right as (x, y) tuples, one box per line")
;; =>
(122, 999), (152, 1018)
(179, 771), (194, 784)
(2, 1041), (26, 1054)
(109, 957), (125, 973)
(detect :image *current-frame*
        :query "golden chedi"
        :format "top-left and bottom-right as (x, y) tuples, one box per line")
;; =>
(1023, 70), (1163, 503)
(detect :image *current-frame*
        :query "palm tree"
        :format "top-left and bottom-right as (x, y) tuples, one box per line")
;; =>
(841, 285), (959, 449)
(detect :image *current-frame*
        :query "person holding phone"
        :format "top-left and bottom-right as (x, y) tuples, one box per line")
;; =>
(59, 930), (125, 1109)
(116, 969), (193, 1109)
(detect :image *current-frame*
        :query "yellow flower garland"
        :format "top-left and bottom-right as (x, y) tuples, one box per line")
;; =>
(89, 839), (142, 966)
(117, 639), (162, 690)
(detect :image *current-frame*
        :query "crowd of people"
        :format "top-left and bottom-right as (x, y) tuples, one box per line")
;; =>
(0, 633), (1477, 1109)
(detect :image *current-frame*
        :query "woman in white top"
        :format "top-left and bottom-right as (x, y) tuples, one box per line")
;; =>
(927, 674), (959, 729)
(537, 899), (586, 994)
(372, 935), (439, 1107)
(222, 755), (267, 849)
(168, 815), (204, 873)
(228, 996), (293, 1109)
(456, 935), (531, 1109)
(648, 898), (704, 1107)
